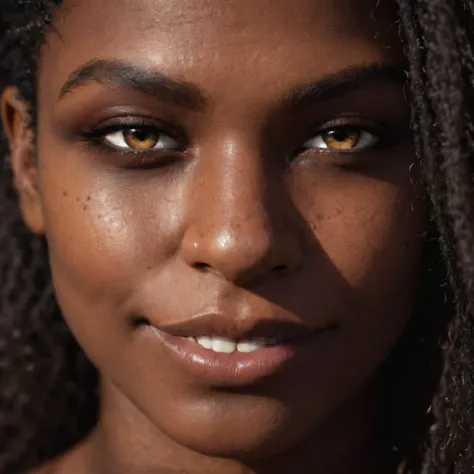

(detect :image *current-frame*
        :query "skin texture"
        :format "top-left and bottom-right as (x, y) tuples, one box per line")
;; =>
(1, 0), (425, 472)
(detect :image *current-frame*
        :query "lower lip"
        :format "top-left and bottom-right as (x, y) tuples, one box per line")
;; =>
(146, 327), (328, 386)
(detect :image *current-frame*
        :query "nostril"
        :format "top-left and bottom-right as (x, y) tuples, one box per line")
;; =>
(194, 262), (212, 272)
(272, 265), (288, 273)
(131, 316), (150, 328)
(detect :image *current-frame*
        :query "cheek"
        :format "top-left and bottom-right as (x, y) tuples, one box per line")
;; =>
(297, 168), (426, 375)
(37, 153), (184, 316)
(317, 188), (423, 299)
(297, 160), (425, 289)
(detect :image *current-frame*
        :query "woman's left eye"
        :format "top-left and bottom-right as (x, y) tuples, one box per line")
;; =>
(302, 126), (380, 153)
(103, 127), (180, 151)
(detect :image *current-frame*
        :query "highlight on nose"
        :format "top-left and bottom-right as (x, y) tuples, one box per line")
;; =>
(181, 222), (301, 285)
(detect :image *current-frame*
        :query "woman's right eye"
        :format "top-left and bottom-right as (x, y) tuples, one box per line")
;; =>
(103, 127), (180, 152)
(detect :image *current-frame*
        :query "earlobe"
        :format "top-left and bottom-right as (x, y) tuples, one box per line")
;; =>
(1, 86), (46, 235)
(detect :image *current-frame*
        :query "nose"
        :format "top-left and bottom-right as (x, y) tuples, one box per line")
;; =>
(180, 139), (302, 285)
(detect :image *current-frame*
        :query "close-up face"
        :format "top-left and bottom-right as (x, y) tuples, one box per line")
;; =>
(3, 0), (425, 466)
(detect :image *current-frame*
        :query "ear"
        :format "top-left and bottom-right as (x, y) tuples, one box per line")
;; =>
(1, 87), (45, 235)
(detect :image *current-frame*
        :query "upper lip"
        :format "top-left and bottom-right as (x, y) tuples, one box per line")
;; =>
(147, 312), (337, 341)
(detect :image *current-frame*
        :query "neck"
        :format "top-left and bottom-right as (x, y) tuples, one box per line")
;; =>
(76, 378), (386, 474)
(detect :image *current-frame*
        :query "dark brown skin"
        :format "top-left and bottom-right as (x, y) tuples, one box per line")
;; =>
(1, 0), (425, 472)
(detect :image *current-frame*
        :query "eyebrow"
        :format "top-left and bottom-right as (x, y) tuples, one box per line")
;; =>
(58, 59), (407, 112)
(58, 59), (207, 110)
(282, 64), (407, 112)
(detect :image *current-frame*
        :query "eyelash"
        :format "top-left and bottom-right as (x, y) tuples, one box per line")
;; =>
(79, 117), (185, 157)
(79, 116), (393, 162)
(299, 119), (393, 154)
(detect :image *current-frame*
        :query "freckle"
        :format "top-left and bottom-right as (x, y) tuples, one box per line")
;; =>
(76, 197), (80, 202)
(147, 266), (152, 271)
(335, 208), (342, 215)
(82, 205), (88, 211)
(87, 195), (91, 201)
(62, 190), (68, 197)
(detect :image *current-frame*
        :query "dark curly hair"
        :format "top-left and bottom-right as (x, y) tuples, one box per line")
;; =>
(0, 0), (473, 473)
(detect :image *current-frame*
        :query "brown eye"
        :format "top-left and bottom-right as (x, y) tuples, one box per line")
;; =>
(124, 128), (160, 150)
(323, 128), (361, 150)
(302, 126), (380, 152)
(103, 127), (179, 151)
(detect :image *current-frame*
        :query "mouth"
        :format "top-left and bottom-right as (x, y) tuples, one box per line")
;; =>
(134, 314), (337, 386)
(188, 335), (281, 353)
(184, 333), (312, 354)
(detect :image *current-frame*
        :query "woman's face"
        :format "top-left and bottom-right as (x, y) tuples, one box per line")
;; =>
(4, 0), (424, 466)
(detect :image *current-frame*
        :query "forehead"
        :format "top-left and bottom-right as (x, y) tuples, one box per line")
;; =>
(40, 0), (403, 102)
(56, 0), (399, 37)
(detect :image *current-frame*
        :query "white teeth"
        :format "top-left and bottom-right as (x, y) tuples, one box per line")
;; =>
(211, 336), (237, 353)
(195, 335), (213, 349)
(191, 336), (277, 353)
(236, 340), (266, 353)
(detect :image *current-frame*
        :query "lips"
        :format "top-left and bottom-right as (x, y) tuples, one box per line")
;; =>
(136, 312), (337, 386)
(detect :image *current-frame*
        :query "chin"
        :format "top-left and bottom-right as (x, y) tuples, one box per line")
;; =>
(149, 398), (312, 460)
(171, 426), (300, 460)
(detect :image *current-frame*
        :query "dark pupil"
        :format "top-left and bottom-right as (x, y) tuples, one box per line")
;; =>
(327, 129), (351, 142)
(130, 128), (151, 141)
